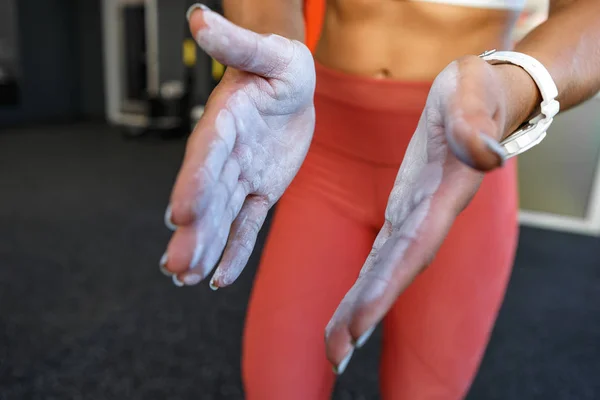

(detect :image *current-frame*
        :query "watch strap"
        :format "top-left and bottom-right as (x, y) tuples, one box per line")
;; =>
(479, 49), (560, 159)
(480, 50), (560, 123)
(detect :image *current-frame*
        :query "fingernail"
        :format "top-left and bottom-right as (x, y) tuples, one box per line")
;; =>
(183, 274), (202, 286)
(479, 133), (506, 166)
(332, 348), (354, 375)
(353, 325), (376, 349)
(209, 278), (219, 291)
(164, 204), (177, 231)
(159, 252), (172, 276)
(172, 275), (185, 287)
(186, 3), (209, 21)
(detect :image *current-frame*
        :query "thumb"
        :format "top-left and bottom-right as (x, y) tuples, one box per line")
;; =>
(187, 4), (300, 78)
(441, 58), (508, 172)
(445, 105), (507, 172)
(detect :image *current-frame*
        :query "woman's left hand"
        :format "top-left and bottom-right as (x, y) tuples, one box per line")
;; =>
(325, 55), (519, 373)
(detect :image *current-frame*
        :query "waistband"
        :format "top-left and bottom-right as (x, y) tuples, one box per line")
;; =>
(314, 61), (432, 112)
(312, 61), (433, 165)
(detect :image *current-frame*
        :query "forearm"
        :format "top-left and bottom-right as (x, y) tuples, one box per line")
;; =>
(497, 0), (600, 137)
(222, 0), (305, 42)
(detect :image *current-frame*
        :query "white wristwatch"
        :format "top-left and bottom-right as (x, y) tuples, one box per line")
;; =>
(479, 49), (560, 159)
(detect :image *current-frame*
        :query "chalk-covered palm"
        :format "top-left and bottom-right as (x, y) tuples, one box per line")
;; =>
(324, 57), (510, 373)
(162, 7), (315, 287)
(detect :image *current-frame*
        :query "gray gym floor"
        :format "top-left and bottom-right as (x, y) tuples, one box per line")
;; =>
(1, 122), (598, 399)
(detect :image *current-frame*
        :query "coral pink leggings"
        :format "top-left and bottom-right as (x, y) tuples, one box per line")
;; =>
(242, 62), (519, 399)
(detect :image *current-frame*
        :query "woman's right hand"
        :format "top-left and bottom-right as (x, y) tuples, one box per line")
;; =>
(161, 5), (316, 288)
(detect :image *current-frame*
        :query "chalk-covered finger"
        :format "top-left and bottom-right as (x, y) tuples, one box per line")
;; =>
(177, 183), (248, 286)
(209, 196), (269, 289)
(169, 104), (236, 227)
(187, 4), (302, 78)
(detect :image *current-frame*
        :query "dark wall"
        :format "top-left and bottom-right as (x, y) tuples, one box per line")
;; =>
(0, 0), (104, 127)
(74, 0), (105, 119)
(0, 0), (77, 125)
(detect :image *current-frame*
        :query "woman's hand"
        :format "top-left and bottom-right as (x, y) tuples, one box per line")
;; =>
(324, 56), (521, 373)
(161, 6), (316, 287)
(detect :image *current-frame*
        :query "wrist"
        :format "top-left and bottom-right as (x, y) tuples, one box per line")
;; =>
(494, 63), (542, 139)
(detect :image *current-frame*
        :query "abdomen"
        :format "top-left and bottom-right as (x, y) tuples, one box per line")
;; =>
(314, 0), (520, 80)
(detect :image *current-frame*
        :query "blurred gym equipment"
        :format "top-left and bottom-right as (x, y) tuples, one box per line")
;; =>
(0, 0), (20, 106)
(102, 0), (223, 138)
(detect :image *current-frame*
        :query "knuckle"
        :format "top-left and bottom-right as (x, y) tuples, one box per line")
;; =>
(197, 165), (217, 188)
(454, 54), (483, 70)
(383, 219), (394, 233)
(361, 269), (392, 289)
(238, 239), (254, 255)
(169, 200), (188, 223)
(238, 175), (253, 194)
(240, 35), (260, 70)
(247, 218), (262, 236)
(455, 54), (475, 64)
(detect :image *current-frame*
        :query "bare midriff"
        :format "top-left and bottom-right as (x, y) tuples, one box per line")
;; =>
(314, 0), (521, 80)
